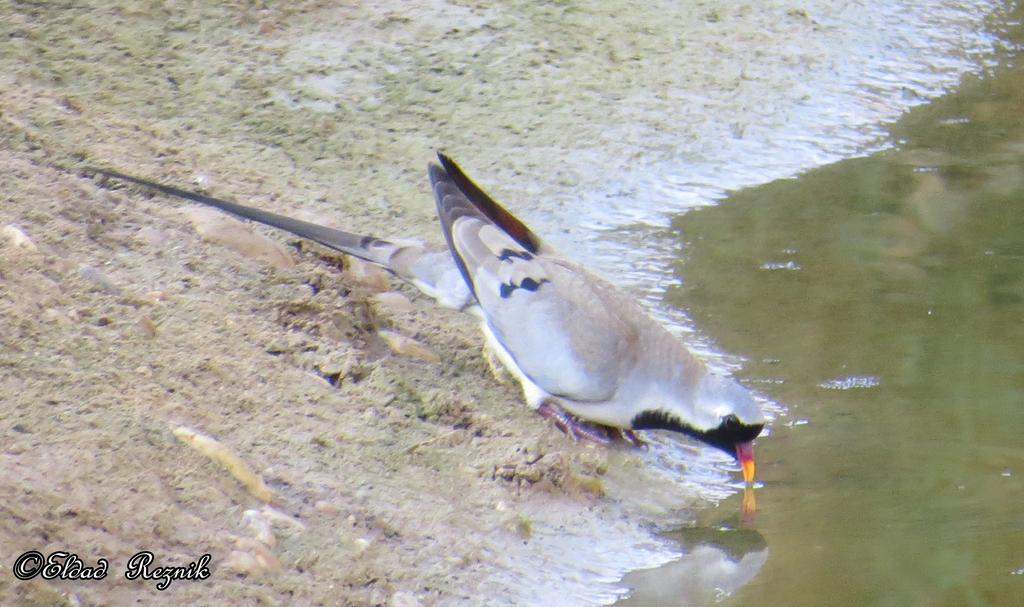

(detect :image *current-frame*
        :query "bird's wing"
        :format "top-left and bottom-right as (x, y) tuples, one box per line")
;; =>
(429, 154), (641, 402)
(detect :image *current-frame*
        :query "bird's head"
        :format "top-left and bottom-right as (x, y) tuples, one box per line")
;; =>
(631, 372), (765, 483)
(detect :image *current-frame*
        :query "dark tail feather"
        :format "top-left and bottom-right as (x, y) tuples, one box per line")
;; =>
(91, 168), (396, 266)
(434, 153), (542, 254)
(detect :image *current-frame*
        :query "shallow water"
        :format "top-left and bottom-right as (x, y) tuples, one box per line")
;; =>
(617, 8), (1024, 606)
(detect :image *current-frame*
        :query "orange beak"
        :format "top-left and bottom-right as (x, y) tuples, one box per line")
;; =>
(736, 441), (756, 485)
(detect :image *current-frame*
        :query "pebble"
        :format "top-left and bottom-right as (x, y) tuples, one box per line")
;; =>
(378, 330), (440, 363)
(259, 504), (306, 531)
(371, 291), (414, 313)
(41, 308), (73, 328)
(222, 538), (280, 576)
(2, 224), (38, 252)
(316, 355), (353, 380)
(182, 207), (295, 270)
(315, 500), (341, 515)
(346, 256), (390, 290)
(241, 509), (276, 548)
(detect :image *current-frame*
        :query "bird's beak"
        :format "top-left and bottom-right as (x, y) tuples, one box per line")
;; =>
(736, 441), (755, 485)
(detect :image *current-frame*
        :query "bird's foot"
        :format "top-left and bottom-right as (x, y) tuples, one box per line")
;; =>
(604, 427), (649, 449)
(623, 429), (648, 449)
(536, 401), (645, 447)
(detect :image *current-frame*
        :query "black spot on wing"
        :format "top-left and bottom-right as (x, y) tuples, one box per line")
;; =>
(359, 235), (383, 249)
(498, 248), (533, 262)
(520, 277), (543, 291)
(499, 277), (550, 299)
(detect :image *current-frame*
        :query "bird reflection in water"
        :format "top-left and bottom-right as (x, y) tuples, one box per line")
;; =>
(617, 525), (768, 606)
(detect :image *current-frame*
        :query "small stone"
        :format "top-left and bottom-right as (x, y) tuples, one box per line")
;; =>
(221, 538), (280, 576)
(316, 355), (352, 379)
(371, 291), (414, 313)
(41, 308), (72, 328)
(2, 224), (38, 252)
(241, 509), (276, 547)
(221, 550), (259, 575)
(378, 330), (440, 363)
(260, 505), (306, 531)
(182, 207), (295, 270)
(346, 256), (389, 290)
(315, 500), (341, 515)
(516, 467), (543, 483)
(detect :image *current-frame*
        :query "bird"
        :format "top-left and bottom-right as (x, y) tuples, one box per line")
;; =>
(93, 152), (765, 484)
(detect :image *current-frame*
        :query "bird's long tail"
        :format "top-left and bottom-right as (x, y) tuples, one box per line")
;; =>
(91, 168), (472, 309)
(92, 168), (402, 265)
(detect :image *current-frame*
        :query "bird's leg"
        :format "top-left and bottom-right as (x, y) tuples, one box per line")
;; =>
(605, 427), (625, 442)
(536, 400), (612, 443)
(536, 400), (646, 445)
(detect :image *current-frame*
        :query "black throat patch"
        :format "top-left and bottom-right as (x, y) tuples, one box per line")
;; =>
(631, 410), (763, 457)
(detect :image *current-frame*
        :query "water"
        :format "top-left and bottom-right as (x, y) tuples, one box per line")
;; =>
(619, 8), (1024, 606)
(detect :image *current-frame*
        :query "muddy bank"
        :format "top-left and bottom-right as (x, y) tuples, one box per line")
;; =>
(0, 1), (1002, 605)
